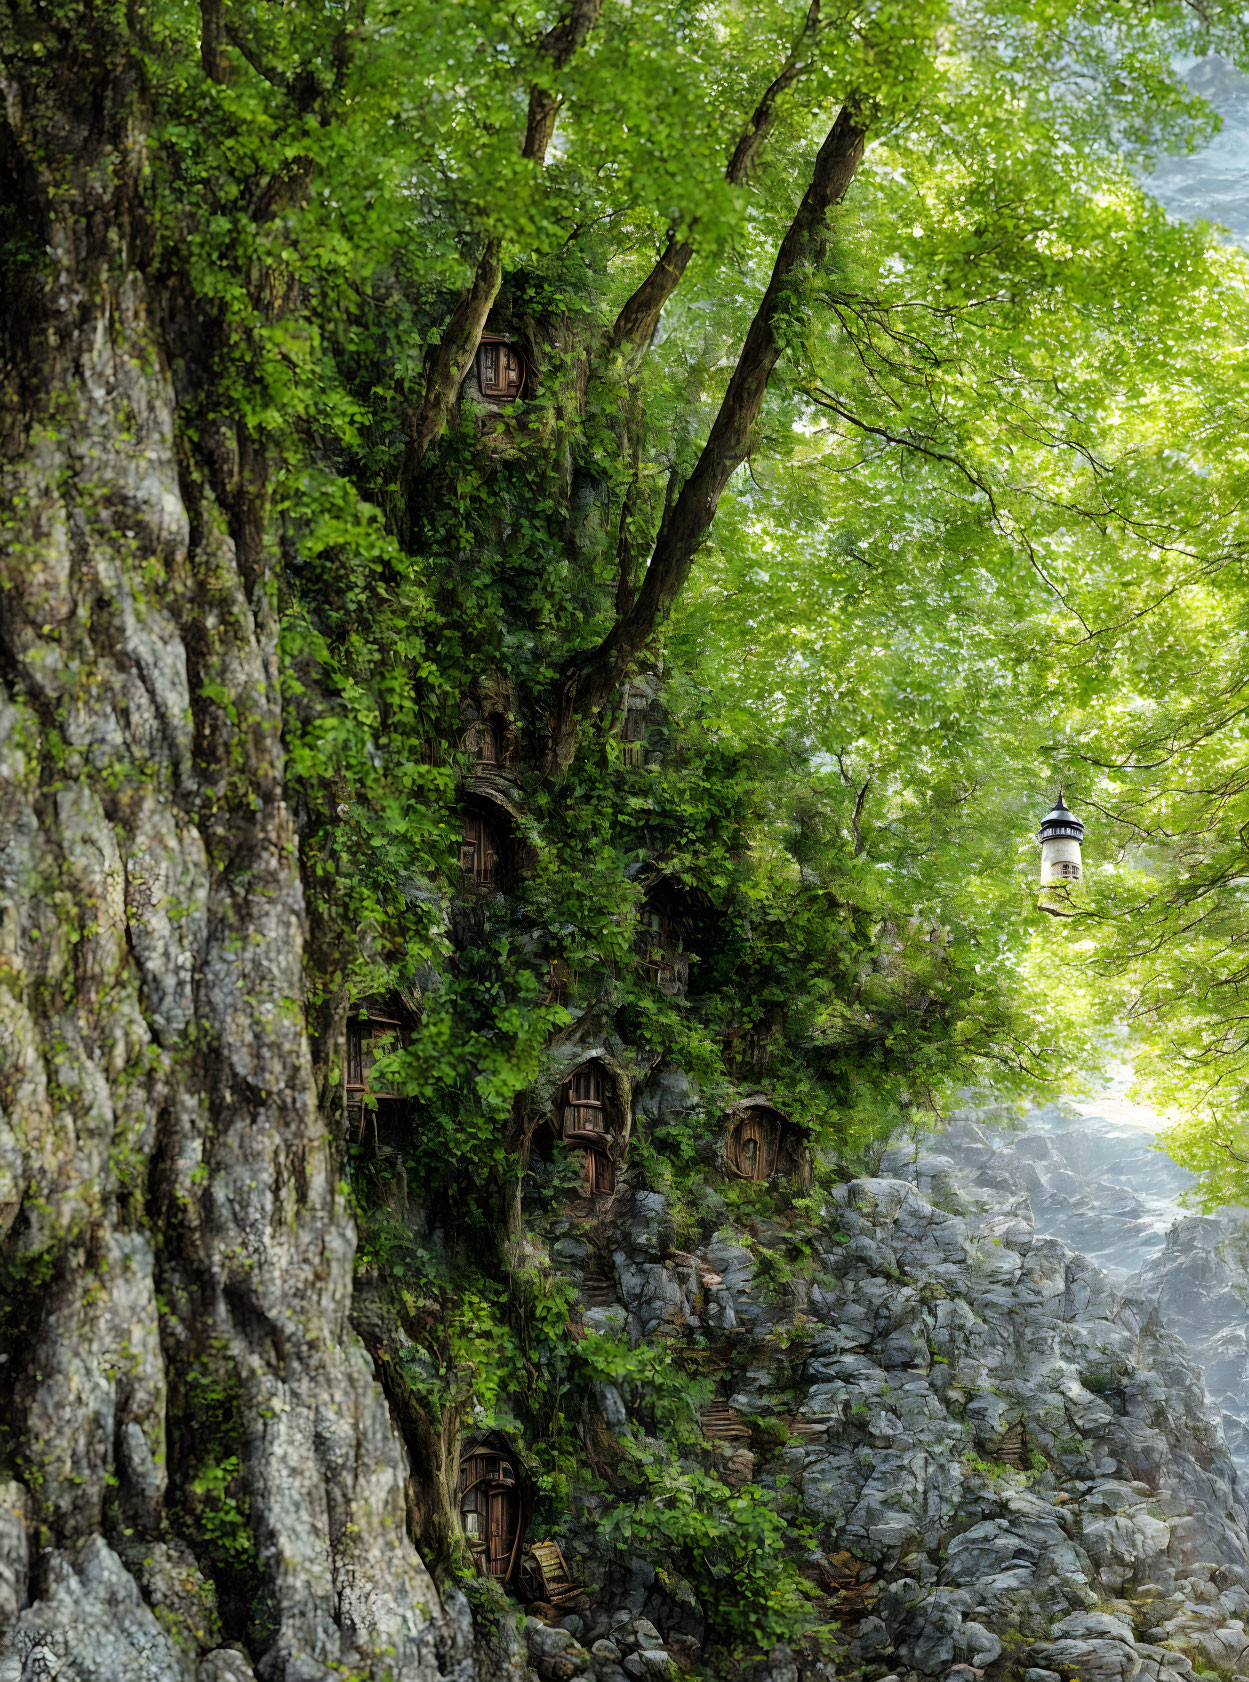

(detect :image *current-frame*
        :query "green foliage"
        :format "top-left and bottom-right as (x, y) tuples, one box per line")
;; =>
(172, 1342), (263, 1607)
(963, 1451), (1040, 1489)
(188, 1457), (255, 1572)
(113, 0), (1249, 1212)
(595, 1442), (815, 1650)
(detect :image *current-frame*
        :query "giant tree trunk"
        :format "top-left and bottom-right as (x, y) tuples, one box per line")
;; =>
(0, 18), (463, 1682)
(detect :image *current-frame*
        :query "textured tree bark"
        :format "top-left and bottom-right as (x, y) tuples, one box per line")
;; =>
(0, 15), (467, 1682)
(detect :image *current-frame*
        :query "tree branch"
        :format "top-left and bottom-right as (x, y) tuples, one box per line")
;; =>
(614, 436), (645, 618)
(200, 0), (226, 82)
(223, 21), (287, 89)
(401, 0), (602, 472)
(607, 0), (822, 356)
(557, 99), (873, 738)
(726, 0), (822, 185)
(524, 0), (603, 164)
(852, 777), (871, 857)
(402, 236), (505, 470)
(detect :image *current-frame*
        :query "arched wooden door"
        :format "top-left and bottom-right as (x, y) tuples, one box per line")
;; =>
(485, 1486), (518, 1575)
(460, 1450), (523, 1580)
(460, 811), (501, 886)
(726, 1110), (781, 1180)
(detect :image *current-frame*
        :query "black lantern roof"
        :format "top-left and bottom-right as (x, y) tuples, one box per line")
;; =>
(1039, 790), (1084, 842)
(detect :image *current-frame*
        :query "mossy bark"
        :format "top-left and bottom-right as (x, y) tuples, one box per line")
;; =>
(0, 9), (463, 1677)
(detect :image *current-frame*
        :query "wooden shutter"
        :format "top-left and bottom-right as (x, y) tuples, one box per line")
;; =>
(574, 1146), (614, 1197)
(346, 1023), (366, 1094)
(623, 704), (648, 742)
(591, 1149), (614, 1196)
(621, 699), (648, 765)
(460, 1454), (483, 1493)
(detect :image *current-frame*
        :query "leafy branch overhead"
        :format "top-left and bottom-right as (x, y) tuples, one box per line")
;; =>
(151, 0), (1249, 1200)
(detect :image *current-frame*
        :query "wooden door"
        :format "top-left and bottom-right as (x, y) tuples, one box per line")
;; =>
(478, 342), (525, 400)
(578, 1147), (614, 1197)
(485, 1488), (516, 1576)
(741, 1117), (763, 1178)
(729, 1113), (778, 1180)
(460, 812), (499, 885)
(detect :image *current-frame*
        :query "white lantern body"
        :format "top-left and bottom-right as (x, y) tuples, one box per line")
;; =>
(1040, 835), (1082, 882)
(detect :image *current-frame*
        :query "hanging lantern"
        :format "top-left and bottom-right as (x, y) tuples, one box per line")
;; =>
(1037, 790), (1084, 916)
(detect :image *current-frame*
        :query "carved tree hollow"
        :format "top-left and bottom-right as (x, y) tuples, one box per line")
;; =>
(722, 1099), (804, 1182)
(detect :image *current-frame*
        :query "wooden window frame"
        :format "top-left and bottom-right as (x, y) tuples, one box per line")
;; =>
(345, 1017), (402, 1098)
(346, 1016), (404, 1142)
(477, 336), (527, 402)
(553, 1062), (622, 1203)
(462, 720), (499, 766)
(561, 1065), (608, 1145)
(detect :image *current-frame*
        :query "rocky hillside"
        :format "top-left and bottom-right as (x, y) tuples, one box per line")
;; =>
(508, 1091), (1249, 1682)
(927, 1099), (1249, 1479)
(10, 1064), (1249, 1682)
